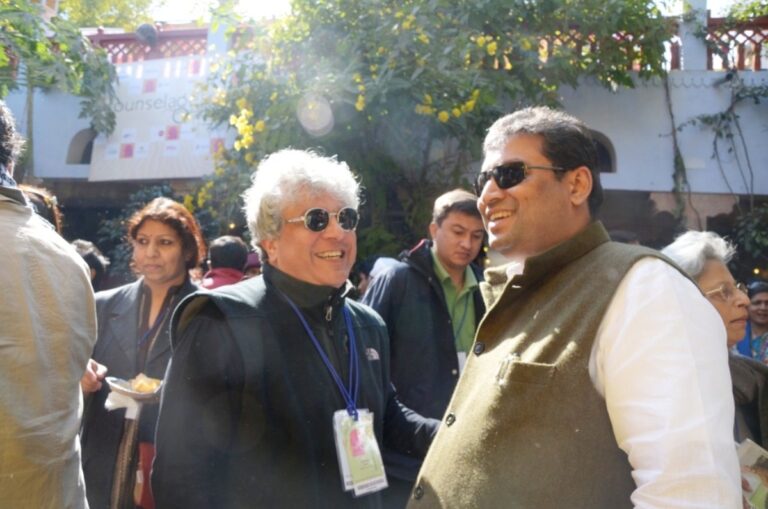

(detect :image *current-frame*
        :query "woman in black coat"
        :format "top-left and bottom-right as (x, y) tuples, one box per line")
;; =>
(80, 197), (206, 509)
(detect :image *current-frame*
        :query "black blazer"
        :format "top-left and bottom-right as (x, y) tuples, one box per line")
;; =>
(80, 278), (197, 509)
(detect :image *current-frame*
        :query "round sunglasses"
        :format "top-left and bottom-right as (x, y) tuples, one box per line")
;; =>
(474, 161), (566, 195)
(285, 207), (359, 232)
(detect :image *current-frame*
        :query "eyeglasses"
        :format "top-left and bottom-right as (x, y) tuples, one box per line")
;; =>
(285, 207), (359, 232)
(704, 282), (747, 303)
(474, 161), (566, 195)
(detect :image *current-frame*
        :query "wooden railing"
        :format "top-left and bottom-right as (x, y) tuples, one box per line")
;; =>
(86, 15), (767, 71)
(88, 27), (208, 64)
(706, 14), (768, 71)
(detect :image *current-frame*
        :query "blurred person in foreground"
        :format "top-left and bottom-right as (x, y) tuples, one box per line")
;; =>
(0, 100), (97, 508)
(409, 106), (740, 508)
(663, 231), (768, 447)
(80, 197), (206, 509)
(152, 149), (438, 508)
(201, 235), (248, 289)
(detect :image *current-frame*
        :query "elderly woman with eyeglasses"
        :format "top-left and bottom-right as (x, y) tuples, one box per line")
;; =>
(663, 231), (768, 447)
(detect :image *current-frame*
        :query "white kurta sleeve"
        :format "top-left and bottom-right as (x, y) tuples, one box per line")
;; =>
(590, 257), (741, 509)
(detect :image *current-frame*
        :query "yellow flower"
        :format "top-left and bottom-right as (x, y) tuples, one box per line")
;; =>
(414, 104), (436, 116)
(183, 194), (195, 212)
(452, 108), (461, 118)
(486, 41), (498, 56)
(245, 152), (255, 164)
(358, 84), (366, 92)
(438, 111), (450, 123)
(417, 33), (429, 44)
(236, 97), (249, 111)
(212, 89), (226, 106)
(254, 120), (266, 132)
(353, 73), (362, 83)
(355, 95), (366, 111)
(209, 62), (220, 73)
(369, 64), (378, 72)
(476, 35), (486, 47)
(423, 94), (432, 105)
(229, 114), (238, 126)
(270, 92), (278, 102)
(234, 140), (242, 151)
(464, 99), (476, 112)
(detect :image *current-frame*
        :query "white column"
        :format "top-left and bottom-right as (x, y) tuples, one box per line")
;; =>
(680, 0), (709, 70)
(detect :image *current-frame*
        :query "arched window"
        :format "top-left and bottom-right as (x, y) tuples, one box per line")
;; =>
(66, 128), (97, 164)
(591, 131), (615, 173)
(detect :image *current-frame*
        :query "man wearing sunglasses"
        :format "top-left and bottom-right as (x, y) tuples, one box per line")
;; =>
(153, 149), (438, 509)
(410, 107), (740, 508)
(362, 188), (485, 505)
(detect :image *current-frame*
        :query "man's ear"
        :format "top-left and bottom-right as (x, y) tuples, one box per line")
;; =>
(568, 166), (593, 207)
(428, 221), (438, 240)
(261, 238), (278, 264)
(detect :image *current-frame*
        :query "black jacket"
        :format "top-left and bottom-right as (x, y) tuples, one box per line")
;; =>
(152, 265), (438, 509)
(362, 240), (484, 482)
(363, 240), (485, 420)
(81, 278), (197, 509)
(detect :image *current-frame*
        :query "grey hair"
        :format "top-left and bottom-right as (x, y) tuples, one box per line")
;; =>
(242, 149), (361, 254)
(661, 230), (736, 280)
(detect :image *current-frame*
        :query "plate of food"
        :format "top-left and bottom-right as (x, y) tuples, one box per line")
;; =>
(106, 374), (163, 402)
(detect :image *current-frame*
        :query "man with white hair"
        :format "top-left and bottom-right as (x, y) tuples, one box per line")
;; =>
(153, 149), (438, 508)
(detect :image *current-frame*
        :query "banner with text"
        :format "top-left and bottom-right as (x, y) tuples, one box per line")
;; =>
(89, 55), (226, 181)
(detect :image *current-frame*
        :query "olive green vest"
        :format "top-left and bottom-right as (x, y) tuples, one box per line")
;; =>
(408, 222), (680, 509)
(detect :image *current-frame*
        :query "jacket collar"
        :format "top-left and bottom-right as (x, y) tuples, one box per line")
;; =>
(105, 278), (197, 366)
(482, 221), (610, 308)
(263, 264), (352, 323)
(0, 185), (27, 205)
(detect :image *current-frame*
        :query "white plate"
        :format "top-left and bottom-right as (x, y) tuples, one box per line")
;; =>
(105, 376), (163, 402)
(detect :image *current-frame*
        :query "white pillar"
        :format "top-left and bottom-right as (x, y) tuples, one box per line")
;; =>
(680, 0), (709, 70)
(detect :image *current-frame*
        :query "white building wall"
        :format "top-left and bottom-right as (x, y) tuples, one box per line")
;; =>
(6, 89), (93, 179)
(560, 70), (768, 196)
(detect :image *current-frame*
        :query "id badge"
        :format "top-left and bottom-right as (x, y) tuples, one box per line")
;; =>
(332, 409), (388, 496)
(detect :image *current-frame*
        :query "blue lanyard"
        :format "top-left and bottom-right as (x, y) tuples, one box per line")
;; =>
(279, 291), (360, 420)
(138, 300), (173, 348)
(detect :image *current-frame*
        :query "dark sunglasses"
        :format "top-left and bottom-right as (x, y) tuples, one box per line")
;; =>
(474, 161), (566, 195)
(285, 207), (359, 232)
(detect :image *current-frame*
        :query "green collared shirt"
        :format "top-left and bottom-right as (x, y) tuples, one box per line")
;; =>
(431, 248), (478, 354)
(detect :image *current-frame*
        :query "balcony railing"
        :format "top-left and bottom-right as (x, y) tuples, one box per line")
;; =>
(87, 15), (767, 71)
(88, 27), (208, 64)
(706, 13), (768, 71)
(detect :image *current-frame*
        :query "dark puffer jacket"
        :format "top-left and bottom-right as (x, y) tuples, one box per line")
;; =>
(362, 240), (484, 481)
(363, 240), (485, 419)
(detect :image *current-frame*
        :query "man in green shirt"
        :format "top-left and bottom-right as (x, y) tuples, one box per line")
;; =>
(362, 188), (485, 505)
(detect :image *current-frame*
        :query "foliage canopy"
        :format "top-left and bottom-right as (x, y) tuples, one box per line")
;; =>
(0, 0), (117, 134)
(191, 0), (674, 258)
(58, 0), (155, 31)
